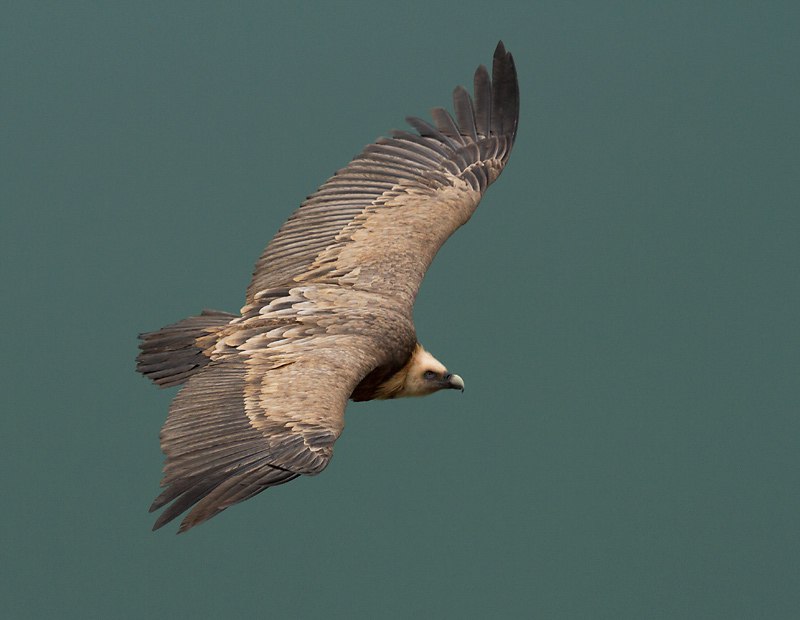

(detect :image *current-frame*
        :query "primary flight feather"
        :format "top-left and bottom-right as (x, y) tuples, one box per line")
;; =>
(137, 41), (519, 533)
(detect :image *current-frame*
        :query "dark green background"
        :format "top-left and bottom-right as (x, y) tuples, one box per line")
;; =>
(2, 2), (798, 618)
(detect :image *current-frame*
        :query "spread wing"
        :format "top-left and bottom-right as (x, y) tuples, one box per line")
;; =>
(246, 41), (519, 311)
(150, 287), (414, 533)
(150, 359), (353, 533)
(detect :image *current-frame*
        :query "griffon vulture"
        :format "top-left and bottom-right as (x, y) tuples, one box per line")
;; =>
(137, 42), (519, 532)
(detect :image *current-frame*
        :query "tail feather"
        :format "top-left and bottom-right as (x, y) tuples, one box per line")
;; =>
(137, 309), (236, 388)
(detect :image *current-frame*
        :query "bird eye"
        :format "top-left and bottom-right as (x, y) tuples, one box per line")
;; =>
(423, 370), (437, 379)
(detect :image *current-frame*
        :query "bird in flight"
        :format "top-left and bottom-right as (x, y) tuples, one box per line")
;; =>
(137, 41), (519, 532)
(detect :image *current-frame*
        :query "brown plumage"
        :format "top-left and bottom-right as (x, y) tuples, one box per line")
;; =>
(137, 42), (519, 532)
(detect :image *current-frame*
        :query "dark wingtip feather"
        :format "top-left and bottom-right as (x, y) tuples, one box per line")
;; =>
(473, 64), (491, 139)
(405, 115), (458, 150)
(430, 107), (463, 144)
(491, 40), (519, 143)
(453, 85), (478, 143)
(403, 41), (518, 158)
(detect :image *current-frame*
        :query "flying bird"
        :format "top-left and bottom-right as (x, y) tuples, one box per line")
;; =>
(137, 42), (519, 532)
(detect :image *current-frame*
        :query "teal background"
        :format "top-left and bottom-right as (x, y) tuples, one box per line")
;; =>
(2, 2), (798, 618)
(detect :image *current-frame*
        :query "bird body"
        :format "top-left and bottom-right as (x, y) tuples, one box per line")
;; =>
(137, 42), (519, 532)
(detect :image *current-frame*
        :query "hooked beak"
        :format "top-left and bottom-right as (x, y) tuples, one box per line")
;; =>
(444, 373), (465, 392)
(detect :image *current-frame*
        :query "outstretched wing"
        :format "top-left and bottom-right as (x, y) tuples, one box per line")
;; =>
(150, 286), (413, 533)
(246, 41), (519, 310)
(148, 42), (520, 533)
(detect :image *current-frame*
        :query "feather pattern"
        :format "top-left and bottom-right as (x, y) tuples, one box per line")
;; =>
(138, 42), (519, 532)
(246, 42), (518, 302)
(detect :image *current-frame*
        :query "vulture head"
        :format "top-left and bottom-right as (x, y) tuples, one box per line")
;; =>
(376, 344), (465, 399)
